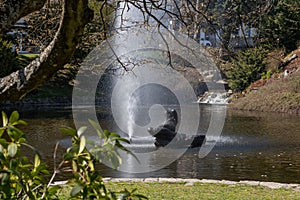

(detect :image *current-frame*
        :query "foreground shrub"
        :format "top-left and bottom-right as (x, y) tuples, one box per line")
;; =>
(60, 121), (144, 199)
(0, 111), (147, 200)
(0, 111), (52, 199)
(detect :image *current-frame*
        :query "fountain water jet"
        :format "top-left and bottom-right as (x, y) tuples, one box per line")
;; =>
(111, 1), (172, 140)
(71, 0), (226, 173)
(127, 94), (139, 140)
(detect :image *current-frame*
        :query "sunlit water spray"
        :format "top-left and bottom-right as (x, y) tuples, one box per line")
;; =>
(127, 93), (139, 140)
(112, 2), (170, 141)
(72, 1), (226, 173)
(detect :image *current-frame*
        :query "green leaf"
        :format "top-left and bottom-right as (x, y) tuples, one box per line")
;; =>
(0, 172), (9, 183)
(110, 151), (122, 169)
(72, 160), (78, 172)
(88, 119), (101, 130)
(0, 139), (6, 146)
(34, 154), (41, 168)
(88, 160), (94, 171)
(8, 143), (18, 157)
(70, 184), (84, 197)
(0, 145), (2, 153)
(60, 127), (77, 137)
(79, 135), (86, 154)
(0, 128), (4, 137)
(64, 153), (74, 161)
(10, 159), (18, 169)
(0, 152), (5, 160)
(9, 111), (19, 123)
(2, 111), (8, 126)
(18, 137), (26, 144)
(48, 185), (61, 196)
(88, 119), (104, 138)
(41, 169), (50, 175)
(90, 171), (99, 182)
(108, 132), (121, 138)
(8, 124), (24, 133)
(77, 126), (87, 137)
(113, 137), (130, 144)
(103, 130), (110, 138)
(14, 120), (27, 126)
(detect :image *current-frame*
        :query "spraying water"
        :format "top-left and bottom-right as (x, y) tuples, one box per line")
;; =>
(72, 1), (226, 173)
(111, 1), (170, 140)
(127, 94), (139, 139)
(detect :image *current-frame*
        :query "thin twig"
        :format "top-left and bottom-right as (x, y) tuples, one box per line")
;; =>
(42, 142), (65, 199)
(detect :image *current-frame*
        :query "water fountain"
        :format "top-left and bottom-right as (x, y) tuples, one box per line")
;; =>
(105, 1), (226, 156)
(111, 2), (182, 145)
(72, 1), (226, 173)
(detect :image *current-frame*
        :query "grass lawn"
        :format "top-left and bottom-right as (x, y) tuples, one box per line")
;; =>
(58, 182), (300, 200)
(17, 53), (39, 67)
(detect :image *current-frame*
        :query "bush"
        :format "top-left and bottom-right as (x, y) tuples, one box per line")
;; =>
(0, 111), (147, 200)
(226, 46), (269, 91)
(0, 38), (19, 78)
(0, 111), (51, 199)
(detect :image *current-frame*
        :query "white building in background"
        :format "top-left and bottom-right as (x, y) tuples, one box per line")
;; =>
(199, 25), (257, 48)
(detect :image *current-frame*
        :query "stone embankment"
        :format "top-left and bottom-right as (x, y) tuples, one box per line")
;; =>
(53, 178), (300, 191)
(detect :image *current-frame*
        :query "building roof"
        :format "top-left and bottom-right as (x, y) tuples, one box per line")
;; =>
(12, 18), (29, 29)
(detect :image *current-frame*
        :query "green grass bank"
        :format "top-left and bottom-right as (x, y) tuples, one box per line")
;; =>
(57, 181), (300, 200)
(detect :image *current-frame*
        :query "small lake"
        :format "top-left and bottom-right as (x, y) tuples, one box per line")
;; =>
(8, 105), (300, 183)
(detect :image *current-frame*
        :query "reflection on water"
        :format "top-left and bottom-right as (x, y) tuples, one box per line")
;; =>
(10, 105), (300, 183)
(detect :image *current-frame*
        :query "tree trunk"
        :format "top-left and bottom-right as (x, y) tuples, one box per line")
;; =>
(0, 0), (47, 34)
(0, 0), (93, 102)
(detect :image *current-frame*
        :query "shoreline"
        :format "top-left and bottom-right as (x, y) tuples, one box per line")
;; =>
(53, 178), (300, 190)
(1, 96), (299, 116)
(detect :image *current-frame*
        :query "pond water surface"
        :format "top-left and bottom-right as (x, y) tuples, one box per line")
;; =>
(10, 105), (300, 183)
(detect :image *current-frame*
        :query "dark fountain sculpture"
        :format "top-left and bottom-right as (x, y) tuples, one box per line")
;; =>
(148, 109), (205, 148)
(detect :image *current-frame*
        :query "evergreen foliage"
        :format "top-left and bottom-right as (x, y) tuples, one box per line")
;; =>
(259, 0), (300, 51)
(226, 46), (269, 91)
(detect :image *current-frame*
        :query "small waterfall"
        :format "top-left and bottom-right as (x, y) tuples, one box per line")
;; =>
(197, 91), (231, 105)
